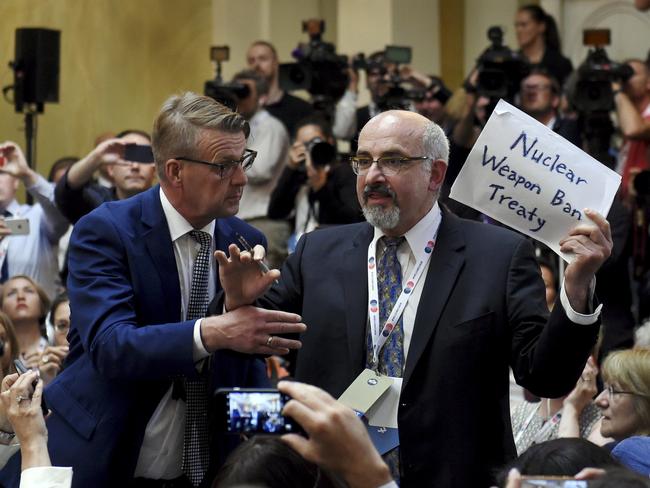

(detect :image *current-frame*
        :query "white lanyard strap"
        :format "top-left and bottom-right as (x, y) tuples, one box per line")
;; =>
(366, 210), (442, 366)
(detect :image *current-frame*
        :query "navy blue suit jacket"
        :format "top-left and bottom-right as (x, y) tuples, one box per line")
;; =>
(0, 186), (268, 487)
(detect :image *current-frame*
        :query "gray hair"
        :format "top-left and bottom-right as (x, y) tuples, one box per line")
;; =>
(152, 92), (250, 181)
(422, 120), (449, 165)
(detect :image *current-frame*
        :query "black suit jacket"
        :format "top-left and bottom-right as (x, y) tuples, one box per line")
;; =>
(261, 211), (599, 487)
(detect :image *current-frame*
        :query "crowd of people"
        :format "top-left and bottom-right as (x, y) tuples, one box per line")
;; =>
(0, 3), (648, 487)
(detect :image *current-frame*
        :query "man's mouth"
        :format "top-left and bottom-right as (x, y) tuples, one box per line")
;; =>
(364, 185), (395, 204)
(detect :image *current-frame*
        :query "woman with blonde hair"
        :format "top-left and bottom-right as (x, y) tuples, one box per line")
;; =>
(596, 348), (650, 476)
(597, 348), (650, 439)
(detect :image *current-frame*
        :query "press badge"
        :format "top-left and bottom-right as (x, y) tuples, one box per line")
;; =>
(338, 369), (393, 414)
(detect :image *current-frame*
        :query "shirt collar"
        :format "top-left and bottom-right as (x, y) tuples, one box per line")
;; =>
(159, 187), (215, 242)
(5, 200), (21, 217)
(372, 201), (442, 255)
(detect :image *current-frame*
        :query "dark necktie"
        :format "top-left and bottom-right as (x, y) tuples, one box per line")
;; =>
(181, 230), (211, 486)
(1, 210), (12, 283)
(366, 235), (406, 376)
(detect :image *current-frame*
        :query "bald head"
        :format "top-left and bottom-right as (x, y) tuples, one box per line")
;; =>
(359, 110), (449, 164)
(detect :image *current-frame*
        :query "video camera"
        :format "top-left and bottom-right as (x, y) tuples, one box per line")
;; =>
(370, 46), (429, 111)
(204, 46), (250, 110)
(474, 26), (529, 100)
(570, 29), (634, 113)
(279, 19), (349, 111)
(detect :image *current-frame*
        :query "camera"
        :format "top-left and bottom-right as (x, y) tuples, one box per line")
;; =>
(373, 46), (424, 111)
(474, 26), (529, 100)
(204, 45), (251, 110)
(571, 29), (634, 113)
(215, 388), (301, 435)
(279, 19), (349, 112)
(306, 137), (336, 167)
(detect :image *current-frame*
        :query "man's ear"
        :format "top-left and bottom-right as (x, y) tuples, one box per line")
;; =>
(428, 159), (447, 192)
(164, 159), (183, 187)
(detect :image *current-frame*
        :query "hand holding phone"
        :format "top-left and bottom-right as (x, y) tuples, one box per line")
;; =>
(13, 359), (49, 416)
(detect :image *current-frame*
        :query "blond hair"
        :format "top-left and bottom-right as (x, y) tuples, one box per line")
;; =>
(151, 92), (249, 181)
(602, 348), (650, 435)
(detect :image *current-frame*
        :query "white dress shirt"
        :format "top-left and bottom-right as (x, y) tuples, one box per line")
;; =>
(370, 203), (600, 364)
(237, 109), (289, 220)
(20, 467), (73, 488)
(133, 189), (212, 479)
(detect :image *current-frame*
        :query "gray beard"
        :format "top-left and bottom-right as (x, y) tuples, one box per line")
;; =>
(362, 204), (400, 230)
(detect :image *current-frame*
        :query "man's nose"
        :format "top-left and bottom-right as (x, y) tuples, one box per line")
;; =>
(231, 164), (248, 186)
(365, 161), (387, 183)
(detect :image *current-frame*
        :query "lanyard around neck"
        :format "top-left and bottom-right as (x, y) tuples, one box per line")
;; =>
(366, 209), (442, 368)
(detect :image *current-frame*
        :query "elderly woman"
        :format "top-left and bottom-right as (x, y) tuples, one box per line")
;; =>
(595, 348), (650, 475)
(597, 348), (650, 440)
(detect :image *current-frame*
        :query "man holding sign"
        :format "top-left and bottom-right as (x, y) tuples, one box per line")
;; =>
(217, 110), (613, 488)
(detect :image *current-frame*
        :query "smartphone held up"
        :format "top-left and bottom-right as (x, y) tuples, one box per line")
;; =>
(215, 388), (300, 435)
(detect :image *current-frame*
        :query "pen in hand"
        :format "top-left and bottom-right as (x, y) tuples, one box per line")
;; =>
(235, 232), (278, 283)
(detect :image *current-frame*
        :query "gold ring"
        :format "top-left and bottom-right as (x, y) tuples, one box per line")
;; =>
(266, 336), (274, 346)
(41, 355), (49, 364)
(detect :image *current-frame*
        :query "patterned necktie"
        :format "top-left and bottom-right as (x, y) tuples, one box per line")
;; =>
(182, 230), (211, 486)
(366, 235), (406, 376)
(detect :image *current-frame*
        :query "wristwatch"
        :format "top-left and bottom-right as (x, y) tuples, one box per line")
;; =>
(0, 429), (15, 445)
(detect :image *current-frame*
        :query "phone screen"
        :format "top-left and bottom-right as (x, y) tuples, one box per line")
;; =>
(522, 480), (588, 487)
(222, 390), (297, 434)
(123, 144), (154, 163)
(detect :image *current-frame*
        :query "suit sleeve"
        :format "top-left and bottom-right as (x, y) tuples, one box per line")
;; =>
(67, 209), (197, 381)
(508, 238), (600, 398)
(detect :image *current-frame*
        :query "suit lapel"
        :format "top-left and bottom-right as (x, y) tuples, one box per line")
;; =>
(141, 186), (182, 321)
(342, 224), (374, 371)
(403, 211), (466, 388)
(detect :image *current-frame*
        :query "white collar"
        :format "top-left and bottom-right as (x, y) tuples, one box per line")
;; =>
(159, 188), (215, 242)
(372, 201), (442, 254)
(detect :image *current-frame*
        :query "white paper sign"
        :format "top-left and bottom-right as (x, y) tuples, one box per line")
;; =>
(449, 99), (621, 260)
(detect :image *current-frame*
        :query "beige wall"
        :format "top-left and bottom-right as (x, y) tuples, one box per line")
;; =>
(463, 0), (520, 76)
(0, 0), (212, 179)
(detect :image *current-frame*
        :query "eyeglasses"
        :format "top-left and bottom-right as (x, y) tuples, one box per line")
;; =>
(350, 156), (430, 176)
(605, 385), (650, 400)
(175, 149), (257, 179)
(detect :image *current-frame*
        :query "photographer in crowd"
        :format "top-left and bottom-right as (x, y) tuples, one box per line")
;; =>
(0, 143), (69, 300)
(246, 41), (314, 136)
(268, 115), (363, 245)
(54, 130), (156, 225)
(333, 51), (405, 144)
(231, 69), (290, 269)
(613, 58), (650, 205)
(515, 4), (573, 86)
